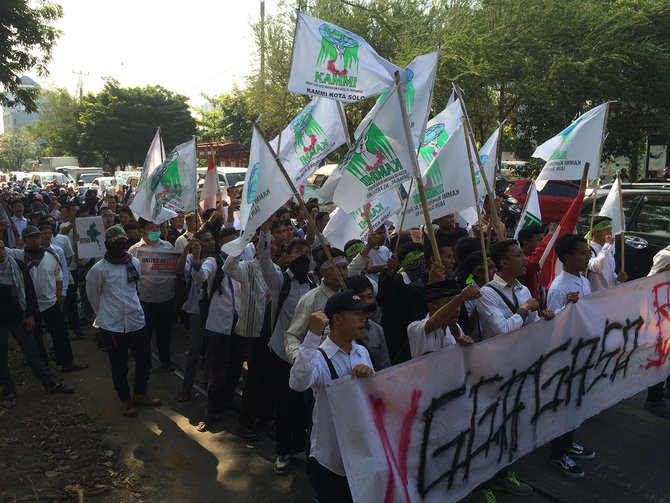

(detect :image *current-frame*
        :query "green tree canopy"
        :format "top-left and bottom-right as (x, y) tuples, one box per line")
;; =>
(196, 86), (256, 146)
(0, 129), (37, 171)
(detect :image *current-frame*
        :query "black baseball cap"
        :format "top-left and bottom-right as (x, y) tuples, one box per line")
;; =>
(425, 279), (461, 302)
(324, 289), (377, 320)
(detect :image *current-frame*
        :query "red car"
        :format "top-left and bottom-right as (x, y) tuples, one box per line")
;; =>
(505, 179), (580, 224)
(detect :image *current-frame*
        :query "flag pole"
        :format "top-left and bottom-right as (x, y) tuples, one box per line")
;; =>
(395, 71), (441, 266)
(336, 102), (352, 149)
(393, 178), (414, 254)
(158, 127), (164, 163)
(453, 83), (505, 241)
(617, 174), (626, 273)
(255, 123), (347, 290)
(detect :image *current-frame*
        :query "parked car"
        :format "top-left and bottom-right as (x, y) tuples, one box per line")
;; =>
(302, 183), (335, 214)
(309, 164), (337, 187)
(197, 167), (247, 188)
(577, 183), (670, 280)
(90, 176), (124, 191)
(31, 172), (72, 187)
(505, 178), (580, 224)
(78, 173), (103, 187)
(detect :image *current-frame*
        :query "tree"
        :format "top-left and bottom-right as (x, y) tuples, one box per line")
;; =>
(0, 0), (62, 112)
(0, 129), (37, 171)
(79, 79), (196, 168)
(196, 86), (256, 146)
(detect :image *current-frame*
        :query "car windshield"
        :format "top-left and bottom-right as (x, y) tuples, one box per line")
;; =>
(222, 172), (246, 186)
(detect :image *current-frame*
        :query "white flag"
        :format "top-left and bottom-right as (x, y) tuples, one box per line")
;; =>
(321, 83), (416, 213)
(354, 51), (439, 146)
(199, 153), (219, 211)
(270, 97), (345, 189)
(477, 126), (500, 197)
(514, 180), (542, 239)
(286, 12), (402, 102)
(417, 92), (462, 172)
(598, 175), (625, 235)
(222, 127), (295, 257)
(533, 102), (608, 184)
(404, 123), (479, 227)
(323, 190), (402, 251)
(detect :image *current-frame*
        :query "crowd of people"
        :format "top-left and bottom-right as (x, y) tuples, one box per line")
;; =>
(1, 173), (670, 503)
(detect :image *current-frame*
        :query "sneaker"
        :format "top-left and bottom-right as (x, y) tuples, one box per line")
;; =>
(489, 471), (532, 496)
(133, 394), (161, 407)
(644, 398), (670, 418)
(291, 450), (307, 463)
(121, 400), (137, 417)
(468, 489), (497, 503)
(550, 455), (584, 479)
(274, 454), (291, 474)
(567, 442), (596, 460)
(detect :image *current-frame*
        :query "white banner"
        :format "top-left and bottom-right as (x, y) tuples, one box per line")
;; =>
(417, 92), (461, 172)
(136, 249), (181, 276)
(327, 272), (670, 502)
(75, 216), (106, 259)
(287, 12), (401, 102)
(599, 175), (625, 235)
(477, 126), (499, 197)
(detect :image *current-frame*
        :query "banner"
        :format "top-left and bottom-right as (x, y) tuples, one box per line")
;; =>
(270, 97), (346, 190)
(355, 51), (439, 147)
(326, 272), (670, 502)
(136, 249), (181, 276)
(533, 103), (608, 184)
(403, 123), (479, 228)
(477, 126), (500, 197)
(75, 216), (106, 259)
(322, 83), (416, 213)
(222, 126), (295, 257)
(514, 180), (542, 239)
(322, 190), (402, 250)
(417, 93), (461, 172)
(286, 12), (401, 102)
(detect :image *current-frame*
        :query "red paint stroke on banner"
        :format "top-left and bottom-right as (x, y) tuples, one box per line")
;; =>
(368, 389), (422, 503)
(645, 281), (670, 369)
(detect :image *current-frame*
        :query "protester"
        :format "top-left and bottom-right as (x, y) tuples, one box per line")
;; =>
(289, 292), (377, 503)
(518, 223), (555, 305)
(86, 225), (160, 417)
(460, 251), (497, 341)
(175, 212), (197, 252)
(587, 216), (627, 291)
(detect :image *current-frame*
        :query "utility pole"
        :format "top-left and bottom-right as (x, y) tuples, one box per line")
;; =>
(72, 70), (89, 99)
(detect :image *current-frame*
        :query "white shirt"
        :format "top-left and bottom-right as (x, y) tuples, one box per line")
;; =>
(477, 274), (539, 340)
(588, 241), (617, 292)
(86, 257), (145, 333)
(129, 238), (176, 303)
(366, 245), (392, 284)
(547, 270), (592, 312)
(48, 243), (69, 295)
(7, 248), (62, 312)
(407, 314), (461, 359)
(289, 331), (373, 476)
(8, 216), (27, 248)
(174, 231), (195, 253)
(181, 255), (215, 315)
(191, 254), (241, 335)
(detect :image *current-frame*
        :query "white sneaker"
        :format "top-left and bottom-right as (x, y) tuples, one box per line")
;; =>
(274, 454), (291, 474)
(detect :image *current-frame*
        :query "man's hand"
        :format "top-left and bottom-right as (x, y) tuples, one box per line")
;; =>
(617, 271), (628, 283)
(605, 235), (615, 245)
(25, 315), (35, 332)
(540, 309), (555, 320)
(310, 206), (319, 221)
(352, 364), (374, 378)
(191, 240), (201, 259)
(548, 222), (559, 235)
(386, 253), (398, 276)
(458, 284), (481, 302)
(566, 292), (580, 304)
(521, 298), (539, 312)
(428, 261), (446, 284)
(456, 334), (474, 346)
(309, 311), (329, 335)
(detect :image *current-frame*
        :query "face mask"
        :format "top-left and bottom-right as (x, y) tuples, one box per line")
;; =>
(288, 254), (311, 282)
(25, 246), (45, 259)
(126, 237), (140, 249)
(147, 231), (161, 241)
(106, 241), (127, 258)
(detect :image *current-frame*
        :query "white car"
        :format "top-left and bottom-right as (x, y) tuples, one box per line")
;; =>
(90, 176), (124, 191)
(197, 166), (247, 188)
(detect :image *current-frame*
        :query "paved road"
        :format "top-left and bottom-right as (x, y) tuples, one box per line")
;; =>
(71, 324), (670, 502)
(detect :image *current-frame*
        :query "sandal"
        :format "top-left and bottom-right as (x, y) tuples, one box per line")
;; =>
(238, 427), (258, 442)
(176, 390), (190, 403)
(47, 383), (76, 394)
(197, 414), (221, 433)
(61, 362), (88, 372)
(2, 394), (17, 409)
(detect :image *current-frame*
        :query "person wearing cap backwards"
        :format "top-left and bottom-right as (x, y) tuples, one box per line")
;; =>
(586, 216), (627, 292)
(407, 280), (478, 359)
(289, 290), (376, 503)
(86, 225), (160, 417)
(6, 225), (87, 372)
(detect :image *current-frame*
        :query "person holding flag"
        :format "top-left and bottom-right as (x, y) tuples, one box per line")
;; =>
(587, 216), (627, 291)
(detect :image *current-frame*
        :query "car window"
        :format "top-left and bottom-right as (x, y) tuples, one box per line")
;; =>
(578, 193), (644, 234)
(629, 194), (670, 237)
(521, 182), (530, 195)
(224, 173), (246, 186)
(542, 181), (579, 198)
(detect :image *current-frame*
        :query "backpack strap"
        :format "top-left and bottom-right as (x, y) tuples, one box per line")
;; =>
(481, 284), (519, 313)
(318, 348), (339, 380)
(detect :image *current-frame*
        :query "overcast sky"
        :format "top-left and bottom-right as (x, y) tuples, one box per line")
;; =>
(27, 0), (279, 108)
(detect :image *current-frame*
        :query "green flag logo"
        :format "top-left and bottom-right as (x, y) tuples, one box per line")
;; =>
(342, 123), (402, 188)
(290, 106), (328, 166)
(247, 163), (260, 204)
(378, 69), (416, 116)
(419, 123), (449, 164)
(315, 24), (359, 87)
(549, 116), (583, 161)
(520, 211), (542, 228)
(150, 150), (182, 215)
(413, 160), (445, 204)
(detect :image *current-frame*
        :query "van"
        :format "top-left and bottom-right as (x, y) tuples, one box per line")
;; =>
(31, 172), (71, 186)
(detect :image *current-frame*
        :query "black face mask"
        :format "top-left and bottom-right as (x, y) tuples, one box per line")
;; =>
(106, 241), (127, 258)
(126, 237), (140, 249)
(25, 246), (45, 259)
(288, 254), (311, 283)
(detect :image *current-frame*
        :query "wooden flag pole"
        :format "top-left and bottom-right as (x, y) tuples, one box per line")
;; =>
(336, 102), (352, 149)
(393, 178), (414, 254)
(395, 71), (441, 266)
(255, 123), (347, 290)
(617, 175), (626, 273)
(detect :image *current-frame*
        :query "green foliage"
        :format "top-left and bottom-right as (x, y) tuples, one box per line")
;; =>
(196, 86), (256, 146)
(0, 0), (62, 112)
(79, 79), (196, 168)
(0, 129), (37, 171)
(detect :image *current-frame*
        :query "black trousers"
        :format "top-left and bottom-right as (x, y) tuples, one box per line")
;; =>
(308, 457), (353, 503)
(647, 375), (670, 401)
(105, 328), (152, 402)
(34, 303), (73, 366)
(238, 336), (275, 429)
(270, 350), (306, 456)
(141, 299), (175, 365)
(551, 430), (574, 458)
(64, 280), (80, 330)
(205, 333), (245, 415)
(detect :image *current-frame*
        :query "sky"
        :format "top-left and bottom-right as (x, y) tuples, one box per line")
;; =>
(27, 0), (280, 109)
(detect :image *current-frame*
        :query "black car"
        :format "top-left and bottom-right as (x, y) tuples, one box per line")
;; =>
(577, 183), (670, 280)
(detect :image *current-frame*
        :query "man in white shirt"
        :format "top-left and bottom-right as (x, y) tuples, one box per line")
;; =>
(289, 291), (376, 503)
(365, 225), (392, 284)
(546, 234), (597, 478)
(86, 225), (160, 417)
(477, 239), (554, 340)
(129, 218), (178, 371)
(587, 216), (627, 292)
(174, 212), (197, 252)
(8, 199), (27, 248)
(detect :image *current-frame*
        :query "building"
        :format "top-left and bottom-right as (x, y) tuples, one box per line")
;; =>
(1, 76), (43, 133)
(196, 141), (249, 167)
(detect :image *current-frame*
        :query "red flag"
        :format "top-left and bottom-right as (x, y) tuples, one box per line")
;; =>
(538, 187), (586, 290)
(199, 150), (218, 211)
